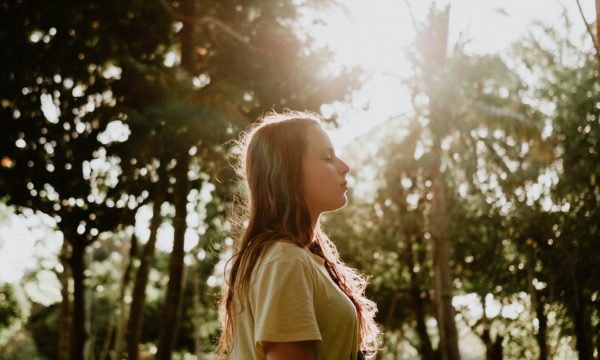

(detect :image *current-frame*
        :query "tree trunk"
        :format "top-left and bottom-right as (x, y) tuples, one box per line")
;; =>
(126, 195), (163, 359)
(597, 0), (600, 79)
(479, 295), (492, 360)
(192, 246), (203, 359)
(489, 335), (503, 360)
(111, 232), (137, 360)
(69, 239), (87, 360)
(179, 0), (197, 74)
(85, 243), (94, 359)
(156, 154), (190, 360)
(535, 296), (548, 360)
(406, 231), (436, 360)
(99, 316), (115, 360)
(595, 298), (600, 360)
(155, 0), (195, 353)
(421, 6), (460, 360)
(528, 250), (548, 360)
(572, 281), (593, 360)
(597, 0), (600, 45)
(429, 139), (460, 360)
(57, 242), (73, 360)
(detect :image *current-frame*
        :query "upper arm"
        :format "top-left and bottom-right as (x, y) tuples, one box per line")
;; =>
(264, 340), (316, 360)
(251, 258), (322, 355)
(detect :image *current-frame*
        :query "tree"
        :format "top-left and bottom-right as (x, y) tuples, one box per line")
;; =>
(0, 1), (171, 358)
(413, 6), (461, 359)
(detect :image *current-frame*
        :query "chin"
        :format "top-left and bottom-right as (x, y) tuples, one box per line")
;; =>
(325, 197), (348, 213)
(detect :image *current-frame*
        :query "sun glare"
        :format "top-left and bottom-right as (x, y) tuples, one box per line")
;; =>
(299, 0), (420, 148)
(310, 0), (595, 148)
(309, 0), (417, 75)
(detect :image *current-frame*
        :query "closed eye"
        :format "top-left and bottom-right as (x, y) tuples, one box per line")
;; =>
(323, 147), (336, 162)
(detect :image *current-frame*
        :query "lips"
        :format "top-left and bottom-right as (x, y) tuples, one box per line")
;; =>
(341, 181), (348, 189)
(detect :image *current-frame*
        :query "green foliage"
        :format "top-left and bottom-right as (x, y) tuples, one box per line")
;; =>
(0, 328), (44, 360)
(522, 26), (600, 358)
(0, 284), (22, 329)
(24, 303), (60, 359)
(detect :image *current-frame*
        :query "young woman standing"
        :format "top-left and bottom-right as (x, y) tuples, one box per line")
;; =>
(217, 111), (378, 359)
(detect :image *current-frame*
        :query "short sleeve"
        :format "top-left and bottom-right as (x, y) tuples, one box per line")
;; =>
(250, 258), (322, 355)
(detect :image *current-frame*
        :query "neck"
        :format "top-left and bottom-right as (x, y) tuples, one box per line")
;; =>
(310, 213), (320, 239)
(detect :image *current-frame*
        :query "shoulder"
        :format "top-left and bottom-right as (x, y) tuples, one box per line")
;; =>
(250, 241), (328, 284)
(263, 241), (326, 267)
(249, 242), (318, 293)
(256, 242), (314, 273)
(259, 240), (310, 267)
(262, 241), (310, 264)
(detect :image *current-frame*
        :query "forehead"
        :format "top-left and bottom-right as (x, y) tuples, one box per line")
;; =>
(304, 125), (332, 152)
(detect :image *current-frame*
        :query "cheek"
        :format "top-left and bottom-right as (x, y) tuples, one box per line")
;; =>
(302, 163), (328, 199)
(302, 167), (320, 197)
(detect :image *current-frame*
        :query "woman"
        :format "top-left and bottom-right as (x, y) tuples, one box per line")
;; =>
(217, 111), (378, 359)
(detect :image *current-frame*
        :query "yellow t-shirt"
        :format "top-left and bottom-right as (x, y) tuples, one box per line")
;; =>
(231, 241), (360, 360)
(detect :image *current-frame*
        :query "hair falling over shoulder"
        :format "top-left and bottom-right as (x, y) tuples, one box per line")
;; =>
(215, 111), (379, 358)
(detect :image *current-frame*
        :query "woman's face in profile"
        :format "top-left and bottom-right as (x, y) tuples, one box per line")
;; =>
(301, 125), (351, 219)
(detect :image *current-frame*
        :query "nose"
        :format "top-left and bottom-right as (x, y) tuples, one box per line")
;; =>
(337, 157), (351, 175)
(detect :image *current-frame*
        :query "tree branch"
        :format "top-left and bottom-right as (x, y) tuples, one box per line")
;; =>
(481, 136), (513, 175)
(158, 0), (255, 50)
(402, 0), (420, 34)
(575, 0), (600, 65)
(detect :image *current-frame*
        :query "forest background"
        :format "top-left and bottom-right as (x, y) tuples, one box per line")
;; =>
(1, 0), (599, 359)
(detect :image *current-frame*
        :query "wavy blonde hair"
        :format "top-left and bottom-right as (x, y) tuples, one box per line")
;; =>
(216, 111), (379, 357)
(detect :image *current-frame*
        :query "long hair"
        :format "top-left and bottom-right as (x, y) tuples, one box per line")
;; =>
(217, 111), (379, 357)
